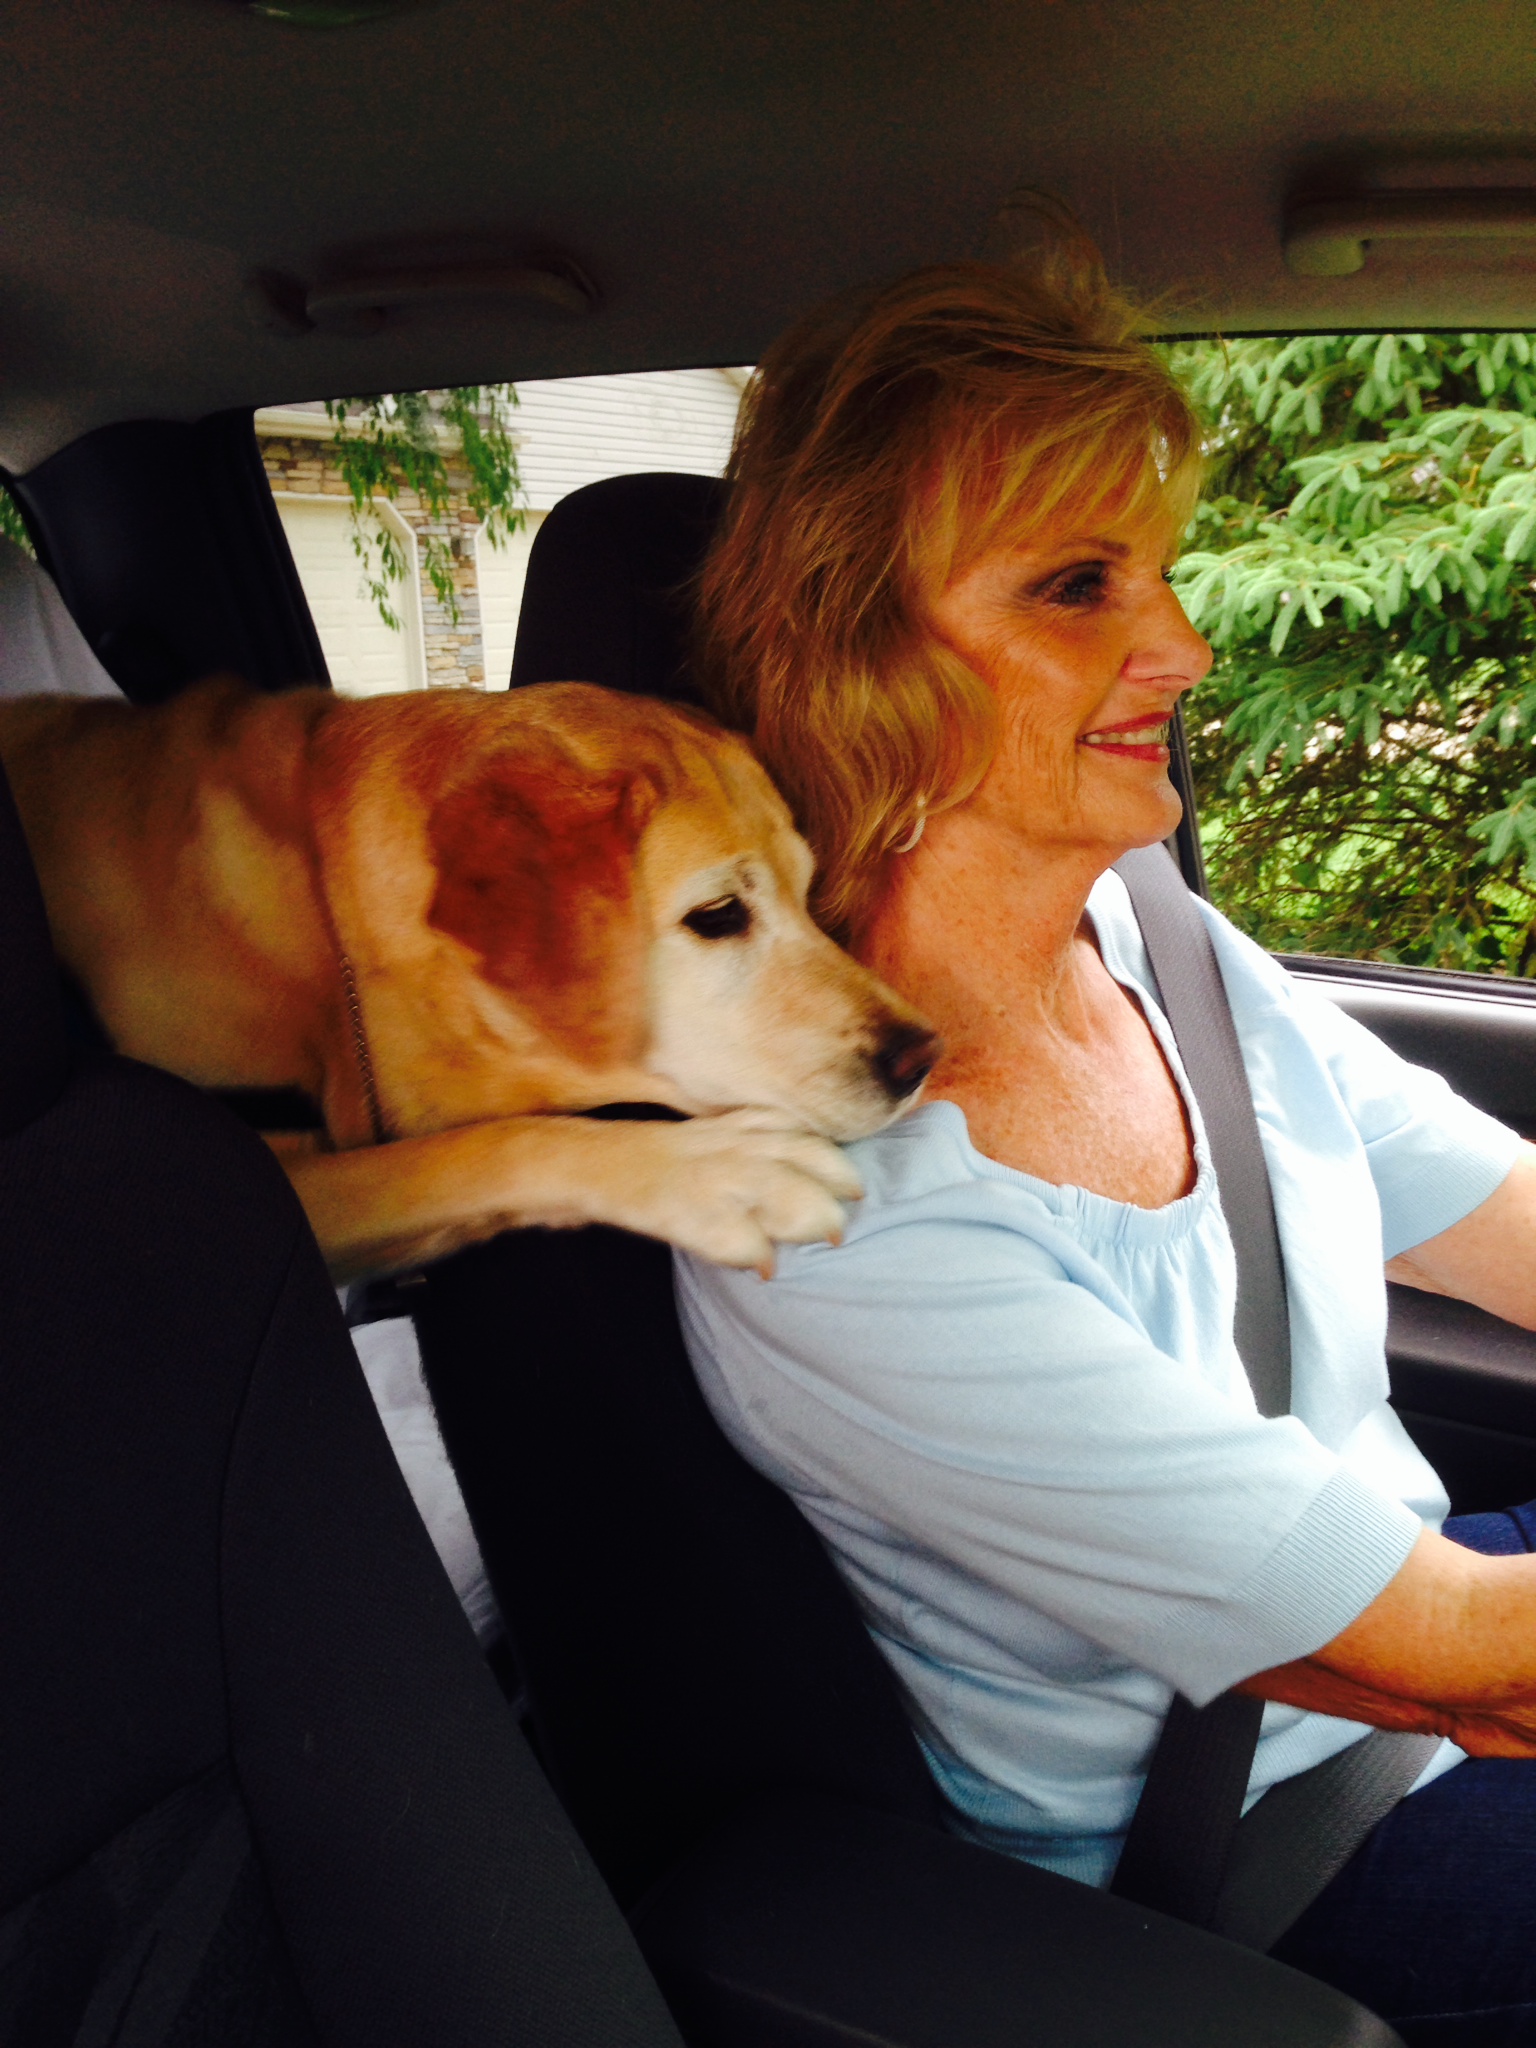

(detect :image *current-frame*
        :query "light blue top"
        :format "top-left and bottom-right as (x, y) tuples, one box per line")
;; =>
(675, 870), (1524, 1888)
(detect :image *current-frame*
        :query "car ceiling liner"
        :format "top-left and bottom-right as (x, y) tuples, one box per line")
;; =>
(219, 0), (432, 27)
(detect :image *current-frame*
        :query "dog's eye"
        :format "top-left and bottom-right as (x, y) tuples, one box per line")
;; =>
(682, 895), (752, 940)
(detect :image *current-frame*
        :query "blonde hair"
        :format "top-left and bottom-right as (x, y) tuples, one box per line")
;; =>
(694, 228), (1204, 939)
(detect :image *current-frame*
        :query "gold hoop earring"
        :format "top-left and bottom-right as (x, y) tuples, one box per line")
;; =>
(892, 798), (926, 855)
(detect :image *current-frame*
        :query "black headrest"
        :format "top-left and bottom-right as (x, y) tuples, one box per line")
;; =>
(508, 473), (727, 703)
(0, 759), (69, 1137)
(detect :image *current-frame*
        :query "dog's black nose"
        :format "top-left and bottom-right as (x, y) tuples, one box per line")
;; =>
(871, 1023), (941, 1101)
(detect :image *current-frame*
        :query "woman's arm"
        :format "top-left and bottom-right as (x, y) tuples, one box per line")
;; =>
(1240, 1526), (1536, 1756)
(1385, 1141), (1536, 1328)
(1237, 1151), (1536, 1747)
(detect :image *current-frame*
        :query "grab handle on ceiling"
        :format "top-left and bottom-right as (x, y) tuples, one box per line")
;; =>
(305, 263), (598, 335)
(1284, 190), (1536, 277)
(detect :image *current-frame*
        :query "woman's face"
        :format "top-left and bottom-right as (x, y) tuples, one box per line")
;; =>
(927, 503), (1212, 857)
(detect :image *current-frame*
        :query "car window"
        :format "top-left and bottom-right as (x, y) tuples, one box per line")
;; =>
(0, 484), (32, 558)
(258, 369), (747, 698)
(1168, 332), (1536, 983)
(16, 345), (1532, 991)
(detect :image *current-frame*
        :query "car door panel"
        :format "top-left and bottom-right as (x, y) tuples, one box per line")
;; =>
(1387, 1285), (1536, 1514)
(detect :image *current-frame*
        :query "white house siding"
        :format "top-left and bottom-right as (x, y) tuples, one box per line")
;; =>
(262, 367), (745, 693)
(509, 368), (745, 511)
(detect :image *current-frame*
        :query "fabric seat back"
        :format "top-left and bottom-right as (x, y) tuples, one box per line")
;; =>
(415, 1216), (941, 1908)
(0, 757), (682, 2048)
(417, 475), (942, 1907)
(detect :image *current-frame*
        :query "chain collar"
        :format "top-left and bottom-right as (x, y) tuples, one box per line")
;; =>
(334, 945), (390, 1146)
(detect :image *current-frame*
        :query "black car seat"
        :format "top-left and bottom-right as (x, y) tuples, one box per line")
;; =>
(411, 473), (1401, 2048)
(0, 755), (685, 2048)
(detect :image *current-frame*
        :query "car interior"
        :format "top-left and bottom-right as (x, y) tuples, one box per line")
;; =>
(5, 2), (1536, 2043)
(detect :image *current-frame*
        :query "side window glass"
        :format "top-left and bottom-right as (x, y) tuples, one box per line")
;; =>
(259, 369), (745, 697)
(1168, 334), (1536, 980)
(0, 482), (34, 556)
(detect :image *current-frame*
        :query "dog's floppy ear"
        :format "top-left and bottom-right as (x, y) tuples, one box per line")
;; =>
(426, 743), (657, 1068)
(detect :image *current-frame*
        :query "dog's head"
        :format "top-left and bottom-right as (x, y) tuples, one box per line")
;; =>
(330, 683), (936, 1141)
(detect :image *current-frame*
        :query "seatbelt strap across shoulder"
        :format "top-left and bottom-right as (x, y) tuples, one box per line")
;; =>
(1107, 844), (1436, 1951)
(1113, 844), (1291, 1423)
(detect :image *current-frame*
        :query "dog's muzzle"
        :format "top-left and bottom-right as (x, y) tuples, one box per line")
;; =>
(870, 1023), (941, 1102)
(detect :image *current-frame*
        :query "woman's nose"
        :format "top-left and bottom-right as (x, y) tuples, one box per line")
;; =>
(1128, 581), (1213, 691)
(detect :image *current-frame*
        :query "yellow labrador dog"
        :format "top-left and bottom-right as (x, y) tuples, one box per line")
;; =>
(0, 679), (936, 1281)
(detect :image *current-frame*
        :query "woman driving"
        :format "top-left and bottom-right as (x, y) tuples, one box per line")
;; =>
(675, 236), (1536, 2035)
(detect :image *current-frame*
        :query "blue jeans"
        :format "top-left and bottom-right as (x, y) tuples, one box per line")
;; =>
(1271, 1503), (1536, 2045)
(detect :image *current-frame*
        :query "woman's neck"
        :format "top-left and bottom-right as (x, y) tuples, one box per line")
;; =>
(855, 807), (1111, 1042)
(853, 808), (1196, 1207)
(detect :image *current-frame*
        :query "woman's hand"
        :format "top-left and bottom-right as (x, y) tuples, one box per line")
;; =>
(1240, 1524), (1536, 1757)
(1239, 1649), (1536, 1757)
(1241, 1663), (1536, 1759)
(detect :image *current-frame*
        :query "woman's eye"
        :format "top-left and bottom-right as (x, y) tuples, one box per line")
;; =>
(682, 895), (752, 940)
(1047, 562), (1108, 608)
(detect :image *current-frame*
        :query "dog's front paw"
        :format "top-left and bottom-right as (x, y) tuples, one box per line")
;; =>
(604, 1108), (864, 1275)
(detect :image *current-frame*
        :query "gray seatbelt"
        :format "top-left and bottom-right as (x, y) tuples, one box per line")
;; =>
(1109, 842), (1436, 1951)
(1215, 1720), (1439, 1950)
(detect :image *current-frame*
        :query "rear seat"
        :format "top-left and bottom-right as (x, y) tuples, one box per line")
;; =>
(0, 532), (501, 1653)
(0, 726), (684, 2044)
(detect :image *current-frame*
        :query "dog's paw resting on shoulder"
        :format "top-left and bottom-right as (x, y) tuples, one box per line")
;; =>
(581, 1107), (864, 1277)
(289, 1108), (865, 1284)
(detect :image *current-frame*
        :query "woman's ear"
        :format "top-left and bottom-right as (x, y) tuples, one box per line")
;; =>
(426, 742), (657, 1068)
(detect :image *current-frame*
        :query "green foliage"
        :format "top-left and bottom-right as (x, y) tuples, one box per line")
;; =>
(1167, 331), (1536, 975)
(0, 482), (34, 555)
(323, 386), (524, 629)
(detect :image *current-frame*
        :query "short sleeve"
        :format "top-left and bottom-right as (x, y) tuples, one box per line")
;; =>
(676, 1186), (1423, 1708)
(1282, 979), (1523, 1259)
